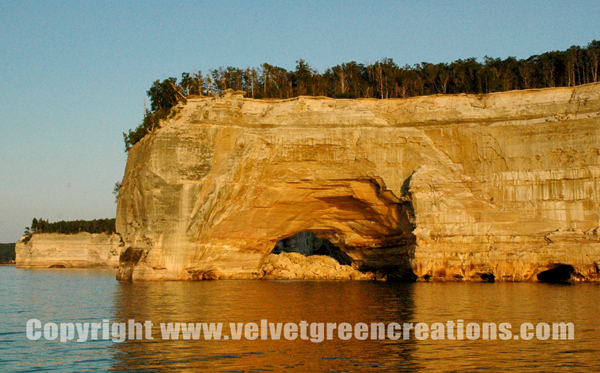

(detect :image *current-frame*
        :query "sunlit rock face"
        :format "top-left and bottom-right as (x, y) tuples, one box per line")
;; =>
(116, 84), (600, 282)
(15, 233), (122, 268)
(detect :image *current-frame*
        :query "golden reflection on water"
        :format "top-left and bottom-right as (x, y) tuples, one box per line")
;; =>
(110, 281), (599, 372)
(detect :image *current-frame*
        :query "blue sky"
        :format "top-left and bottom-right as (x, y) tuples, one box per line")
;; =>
(1, 0), (599, 242)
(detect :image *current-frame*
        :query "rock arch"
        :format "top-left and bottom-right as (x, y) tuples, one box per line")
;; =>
(117, 86), (600, 281)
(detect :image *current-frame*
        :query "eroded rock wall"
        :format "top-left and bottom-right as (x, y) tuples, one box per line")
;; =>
(16, 233), (123, 268)
(117, 84), (600, 281)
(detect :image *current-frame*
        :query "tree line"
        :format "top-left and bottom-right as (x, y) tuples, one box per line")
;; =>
(0, 243), (15, 263)
(124, 40), (600, 150)
(23, 218), (116, 239)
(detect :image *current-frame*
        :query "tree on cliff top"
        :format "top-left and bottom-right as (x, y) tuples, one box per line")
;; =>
(0, 243), (15, 263)
(123, 77), (186, 151)
(23, 218), (116, 237)
(122, 40), (600, 150)
(147, 78), (185, 111)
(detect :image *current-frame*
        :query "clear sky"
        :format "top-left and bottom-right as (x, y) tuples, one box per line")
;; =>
(0, 0), (599, 242)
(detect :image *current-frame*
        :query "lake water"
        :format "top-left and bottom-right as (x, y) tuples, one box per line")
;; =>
(1, 266), (599, 372)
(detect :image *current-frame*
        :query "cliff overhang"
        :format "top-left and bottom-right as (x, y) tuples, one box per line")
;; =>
(116, 84), (600, 282)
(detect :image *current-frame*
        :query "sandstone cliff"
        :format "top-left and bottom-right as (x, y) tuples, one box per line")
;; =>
(116, 84), (600, 282)
(16, 233), (123, 268)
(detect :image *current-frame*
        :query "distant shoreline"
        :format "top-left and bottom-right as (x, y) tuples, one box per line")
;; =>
(0, 263), (15, 266)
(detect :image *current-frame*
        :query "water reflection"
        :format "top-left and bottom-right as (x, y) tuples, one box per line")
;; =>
(110, 281), (420, 372)
(110, 281), (600, 372)
(404, 283), (599, 371)
(3, 267), (598, 372)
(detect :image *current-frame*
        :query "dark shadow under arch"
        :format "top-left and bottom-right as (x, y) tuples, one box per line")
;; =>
(271, 231), (353, 266)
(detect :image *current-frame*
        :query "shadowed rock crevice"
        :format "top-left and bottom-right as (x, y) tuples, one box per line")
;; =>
(537, 265), (575, 283)
(480, 273), (496, 283)
(270, 232), (353, 265)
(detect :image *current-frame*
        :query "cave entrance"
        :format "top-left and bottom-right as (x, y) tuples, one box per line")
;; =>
(270, 231), (352, 266)
(537, 265), (575, 283)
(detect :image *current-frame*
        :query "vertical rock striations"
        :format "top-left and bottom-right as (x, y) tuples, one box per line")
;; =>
(117, 85), (600, 281)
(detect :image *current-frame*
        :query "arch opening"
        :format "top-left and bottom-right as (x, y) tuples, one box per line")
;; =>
(270, 231), (352, 265)
(261, 231), (379, 280)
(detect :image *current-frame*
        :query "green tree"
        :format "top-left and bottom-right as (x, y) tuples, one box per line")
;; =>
(113, 181), (121, 203)
(121, 40), (599, 150)
(147, 78), (185, 112)
(294, 59), (315, 96)
(123, 78), (186, 151)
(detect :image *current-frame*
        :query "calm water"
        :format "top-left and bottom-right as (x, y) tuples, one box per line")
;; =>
(1, 266), (599, 372)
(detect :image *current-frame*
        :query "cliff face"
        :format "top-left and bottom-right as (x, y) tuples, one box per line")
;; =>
(117, 84), (600, 281)
(16, 233), (122, 268)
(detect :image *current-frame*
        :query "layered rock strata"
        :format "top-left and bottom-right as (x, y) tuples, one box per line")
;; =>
(117, 84), (600, 281)
(16, 233), (122, 268)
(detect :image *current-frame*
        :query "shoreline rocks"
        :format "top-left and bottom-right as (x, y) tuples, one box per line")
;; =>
(260, 252), (374, 280)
